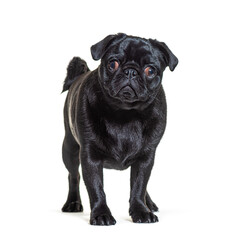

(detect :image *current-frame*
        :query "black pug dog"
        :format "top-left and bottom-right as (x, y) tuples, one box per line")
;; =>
(61, 33), (178, 225)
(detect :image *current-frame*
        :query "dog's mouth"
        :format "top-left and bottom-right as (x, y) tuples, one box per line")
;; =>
(117, 86), (138, 102)
(102, 84), (149, 109)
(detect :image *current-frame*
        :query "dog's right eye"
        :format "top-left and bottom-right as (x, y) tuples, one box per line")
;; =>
(144, 66), (157, 78)
(108, 60), (119, 72)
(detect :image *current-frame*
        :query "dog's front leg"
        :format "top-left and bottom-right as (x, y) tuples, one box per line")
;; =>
(80, 150), (116, 226)
(129, 151), (159, 223)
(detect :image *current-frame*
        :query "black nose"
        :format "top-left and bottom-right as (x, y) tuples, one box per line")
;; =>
(124, 68), (138, 77)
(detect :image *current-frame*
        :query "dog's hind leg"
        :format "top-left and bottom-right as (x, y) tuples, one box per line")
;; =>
(62, 133), (83, 212)
(146, 192), (159, 212)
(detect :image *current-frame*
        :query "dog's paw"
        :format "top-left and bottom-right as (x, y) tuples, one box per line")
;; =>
(90, 214), (116, 226)
(146, 193), (159, 212)
(131, 211), (158, 223)
(62, 201), (83, 212)
(147, 200), (159, 212)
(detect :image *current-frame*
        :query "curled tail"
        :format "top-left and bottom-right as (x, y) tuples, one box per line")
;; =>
(62, 57), (90, 92)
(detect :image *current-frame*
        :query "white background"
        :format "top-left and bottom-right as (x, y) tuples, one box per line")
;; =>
(0, 0), (243, 239)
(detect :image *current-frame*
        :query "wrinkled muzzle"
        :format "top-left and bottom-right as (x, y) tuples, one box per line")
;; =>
(118, 85), (137, 101)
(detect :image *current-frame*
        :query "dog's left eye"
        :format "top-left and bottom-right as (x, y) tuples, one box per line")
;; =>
(108, 60), (119, 72)
(144, 66), (157, 78)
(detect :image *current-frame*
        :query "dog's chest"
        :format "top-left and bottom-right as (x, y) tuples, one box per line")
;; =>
(101, 119), (144, 169)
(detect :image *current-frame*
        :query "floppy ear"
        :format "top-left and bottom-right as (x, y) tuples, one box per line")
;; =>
(91, 33), (127, 60)
(150, 39), (178, 71)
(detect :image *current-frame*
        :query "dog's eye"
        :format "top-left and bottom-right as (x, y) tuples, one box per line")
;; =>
(108, 60), (119, 72)
(144, 66), (156, 78)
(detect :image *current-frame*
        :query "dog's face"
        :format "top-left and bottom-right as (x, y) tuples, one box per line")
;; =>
(91, 33), (178, 110)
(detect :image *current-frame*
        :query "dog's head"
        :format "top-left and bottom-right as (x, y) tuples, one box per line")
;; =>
(91, 33), (178, 110)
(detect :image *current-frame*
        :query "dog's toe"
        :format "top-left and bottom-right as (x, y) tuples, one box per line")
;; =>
(90, 214), (116, 226)
(147, 202), (159, 212)
(62, 201), (83, 212)
(132, 212), (158, 223)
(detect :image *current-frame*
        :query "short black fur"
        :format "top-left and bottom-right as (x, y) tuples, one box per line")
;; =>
(61, 33), (178, 225)
(62, 57), (89, 93)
